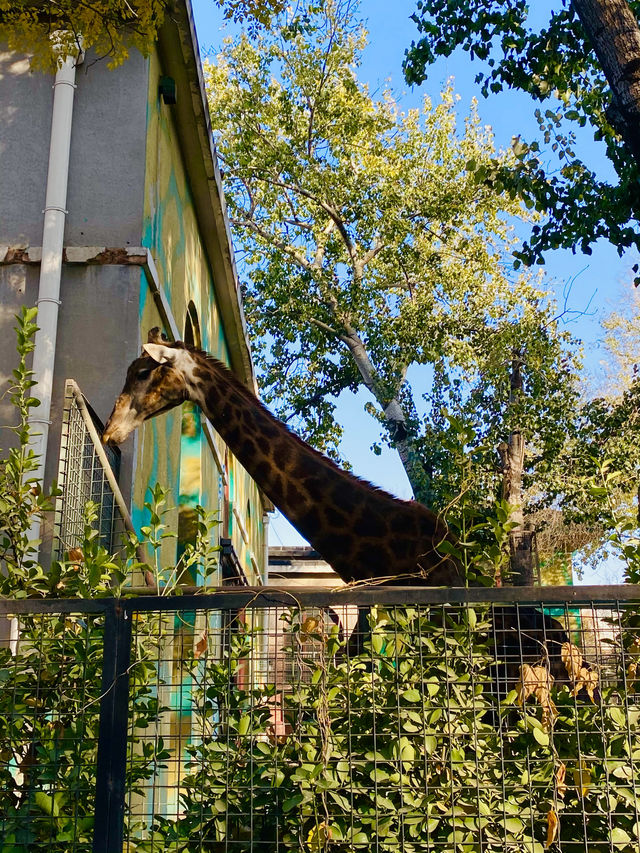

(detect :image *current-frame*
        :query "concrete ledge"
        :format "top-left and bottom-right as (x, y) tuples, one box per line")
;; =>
(0, 245), (147, 264)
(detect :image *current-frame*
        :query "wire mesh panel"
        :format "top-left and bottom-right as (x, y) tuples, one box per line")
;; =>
(1, 591), (639, 852)
(121, 593), (640, 853)
(54, 380), (126, 557)
(0, 608), (105, 853)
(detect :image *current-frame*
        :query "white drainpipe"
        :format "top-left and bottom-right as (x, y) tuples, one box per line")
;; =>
(262, 511), (270, 587)
(259, 511), (271, 684)
(29, 44), (82, 547)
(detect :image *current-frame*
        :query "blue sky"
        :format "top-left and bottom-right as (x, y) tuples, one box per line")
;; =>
(190, 1), (636, 580)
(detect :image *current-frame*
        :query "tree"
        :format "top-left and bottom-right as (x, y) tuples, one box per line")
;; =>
(204, 0), (582, 523)
(572, 0), (640, 167)
(600, 284), (640, 394)
(404, 1), (640, 270)
(538, 288), (640, 535)
(0, 0), (284, 70)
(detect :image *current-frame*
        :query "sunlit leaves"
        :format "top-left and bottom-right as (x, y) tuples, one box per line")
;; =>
(0, 0), (283, 70)
(404, 1), (640, 265)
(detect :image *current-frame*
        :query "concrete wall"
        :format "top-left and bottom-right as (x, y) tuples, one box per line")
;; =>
(43, 264), (141, 495)
(0, 43), (150, 563)
(0, 47), (148, 248)
(0, 264), (39, 433)
(0, 260), (142, 563)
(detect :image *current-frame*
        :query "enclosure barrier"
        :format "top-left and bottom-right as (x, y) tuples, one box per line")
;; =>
(54, 379), (134, 558)
(1, 585), (640, 852)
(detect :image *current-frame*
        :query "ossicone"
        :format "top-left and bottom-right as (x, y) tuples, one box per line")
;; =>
(147, 327), (168, 345)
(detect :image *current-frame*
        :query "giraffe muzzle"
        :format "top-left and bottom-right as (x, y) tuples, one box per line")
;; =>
(103, 396), (141, 445)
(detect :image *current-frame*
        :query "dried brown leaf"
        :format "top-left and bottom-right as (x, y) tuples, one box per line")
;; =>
(572, 666), (599, 703)
(545, 808), (559, 848)
(555, 762), (567, 799)
(194, 629), (208, 660)
(561, 642), (583, 680)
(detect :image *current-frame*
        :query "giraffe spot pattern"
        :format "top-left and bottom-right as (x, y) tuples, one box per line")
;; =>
(110, 344), (463, 587)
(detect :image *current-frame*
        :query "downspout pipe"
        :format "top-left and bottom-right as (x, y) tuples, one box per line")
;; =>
(259, 510), (271, 684)
(29, 44), (82, 547)
(262, 511), (270, 588)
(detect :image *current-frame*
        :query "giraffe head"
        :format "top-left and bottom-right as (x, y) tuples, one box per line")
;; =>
(103, 329), (195, 445)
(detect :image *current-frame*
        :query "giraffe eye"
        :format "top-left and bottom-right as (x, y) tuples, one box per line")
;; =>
(137, 368), (152, 380)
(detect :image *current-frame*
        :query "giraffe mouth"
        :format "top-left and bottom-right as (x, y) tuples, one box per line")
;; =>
(143, 401), (179, 421)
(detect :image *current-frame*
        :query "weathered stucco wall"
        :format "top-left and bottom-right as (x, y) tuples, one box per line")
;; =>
(0, 46), (148, 248)
(0, 32), (265, 582)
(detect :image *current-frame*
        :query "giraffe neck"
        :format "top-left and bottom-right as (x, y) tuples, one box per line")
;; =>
(188, 354), (381, 530)
(186, 352), (460, 585)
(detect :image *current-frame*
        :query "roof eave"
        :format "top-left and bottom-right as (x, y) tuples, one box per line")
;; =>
(156, 0), (255, 389)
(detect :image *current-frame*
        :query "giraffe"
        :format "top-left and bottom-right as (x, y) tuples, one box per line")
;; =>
(104, 331), (597, 699)
(103, 329), (463, 587)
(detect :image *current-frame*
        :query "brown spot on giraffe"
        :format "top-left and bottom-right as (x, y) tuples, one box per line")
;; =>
(103, 335), (464, 586)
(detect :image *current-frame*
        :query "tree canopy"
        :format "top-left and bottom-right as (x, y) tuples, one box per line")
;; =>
(0, 0), (284, 69)
(404, 1), (640, 273)
(204, 1), (582, 513)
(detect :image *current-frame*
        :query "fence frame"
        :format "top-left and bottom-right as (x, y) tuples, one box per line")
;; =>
(2, 583), (640, 852)
(54, 380), (130, 553)
(54, 379), (147, 564)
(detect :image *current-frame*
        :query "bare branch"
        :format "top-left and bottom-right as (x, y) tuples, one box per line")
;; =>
(312, 219), (336, 269)
(250, 173), (357, 264)
(309, 316), (342, 338)
(232, 218), (313, 271)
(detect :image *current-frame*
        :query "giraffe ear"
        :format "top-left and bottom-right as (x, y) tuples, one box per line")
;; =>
(143, 343), (177, 365)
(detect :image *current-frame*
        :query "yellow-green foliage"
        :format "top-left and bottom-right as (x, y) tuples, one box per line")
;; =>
(0, 0), (284, 70)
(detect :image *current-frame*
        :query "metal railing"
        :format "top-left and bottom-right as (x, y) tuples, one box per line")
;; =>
(54, 380), (135, 558)
(1, 585), (640, 852)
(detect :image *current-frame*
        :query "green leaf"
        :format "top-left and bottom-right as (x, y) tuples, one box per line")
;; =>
(402, 688), (422, 703)
(423, 734), (437, 755)
(532, 727), (549, 747)
(282, 794), (304, 812)
(34, 791), (59, 816)
(611, 827), (632, 847)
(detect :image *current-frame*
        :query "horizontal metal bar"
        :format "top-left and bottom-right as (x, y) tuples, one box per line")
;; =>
(119, 583), (640, 612)
(2, 584), (639, 617)
(0, 597), (114, 615)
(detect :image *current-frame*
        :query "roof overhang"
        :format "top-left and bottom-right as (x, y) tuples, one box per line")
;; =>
(156, 0), (255, 389)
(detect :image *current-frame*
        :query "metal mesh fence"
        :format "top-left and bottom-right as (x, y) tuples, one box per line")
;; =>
(0, 608), (105, 853)
(1, 589), (640, 853)
(124, 595), (640, 853)
(54, 380), (127, 557)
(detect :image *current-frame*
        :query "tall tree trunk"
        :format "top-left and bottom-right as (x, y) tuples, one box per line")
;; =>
(500, 353), (538, 586)
(340, 328), (431, 500)
(572, 0), (640, 167)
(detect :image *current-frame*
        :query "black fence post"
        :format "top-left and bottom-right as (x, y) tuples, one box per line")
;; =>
(93, 600), (132, 853)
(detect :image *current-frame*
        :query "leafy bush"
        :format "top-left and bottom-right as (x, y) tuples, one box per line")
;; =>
(148, 605), (640, 853)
